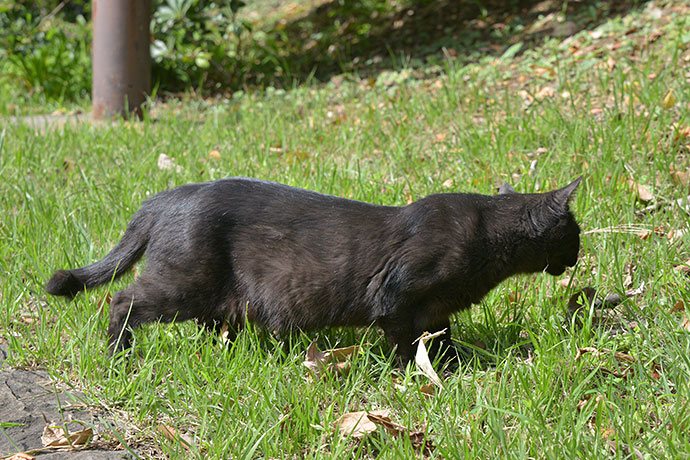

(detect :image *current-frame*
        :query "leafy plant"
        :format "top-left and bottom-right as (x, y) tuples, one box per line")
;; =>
(0, 3), (91, 102)
(150, 0), (252, 91)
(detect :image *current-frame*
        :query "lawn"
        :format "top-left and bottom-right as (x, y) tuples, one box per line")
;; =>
(1, 1), (690, 458)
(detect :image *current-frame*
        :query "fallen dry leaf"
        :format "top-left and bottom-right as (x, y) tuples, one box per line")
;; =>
(672, 124), (690, 142)
(7, 453), (35, 460)
(663, 89), (676, 109)
(328, 344), (360, 361)
(627, 179), (653, 202)
(98, 292), (112, 313)
(606, 56), (616, 72)
(648, 29), (663, 43)
(531, 65), (555, 78)
(671, 300), (685, 313)
(535, 86), (555, 99)
(285, 150), (310, 163)
(333, 409), (390, 439)
(607, 440), (644, 460)
(414, 330), (446, 388)
(518, 89), (533, 105)
(576, 393), (606, 412)
(419, 383), (436, 397)
(41, 425), (92, 450)
(365, 412), (407, 436)
(157, 424), (193, 450)
(666, 228), (686, 241)
(674, 259), (690, 275)
(682, 314), (690, 332)
(303, 341), (358, 379)
(575, 346), (635, 365)
(367, 412), (435, 455)
(637, 228), (653, 240)
(670, 168), (690, 188)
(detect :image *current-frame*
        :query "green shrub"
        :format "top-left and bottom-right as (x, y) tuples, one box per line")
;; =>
(0, 2), (91, 102)
(150, 0), (252, 91)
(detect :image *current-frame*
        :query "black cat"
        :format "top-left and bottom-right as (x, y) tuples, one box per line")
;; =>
(46, 176), (581, 362)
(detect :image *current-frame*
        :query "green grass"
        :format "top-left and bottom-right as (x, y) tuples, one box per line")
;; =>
(2, 1), (690, 458)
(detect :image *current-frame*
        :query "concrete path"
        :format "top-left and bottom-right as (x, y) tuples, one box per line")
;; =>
(0, 345), (134, 459)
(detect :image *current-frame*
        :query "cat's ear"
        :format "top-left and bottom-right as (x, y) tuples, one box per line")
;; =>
(498, 183), (517, 195)
(551, 176), (582, 209)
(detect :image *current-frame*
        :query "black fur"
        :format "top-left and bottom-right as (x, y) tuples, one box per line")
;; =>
(46, 176), (582, 361)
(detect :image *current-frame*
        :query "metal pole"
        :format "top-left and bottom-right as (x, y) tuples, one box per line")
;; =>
(92, 0), (151, 120)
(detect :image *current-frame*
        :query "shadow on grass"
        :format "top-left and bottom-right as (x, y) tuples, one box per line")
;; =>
(250, 0), (650, 85)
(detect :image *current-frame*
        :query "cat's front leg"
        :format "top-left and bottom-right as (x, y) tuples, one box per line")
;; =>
(420, 320), (461, 369)
(378, 315), (417, 364)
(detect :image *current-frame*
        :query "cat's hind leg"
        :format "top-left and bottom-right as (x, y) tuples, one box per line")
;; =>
(106, 278), (196, 355)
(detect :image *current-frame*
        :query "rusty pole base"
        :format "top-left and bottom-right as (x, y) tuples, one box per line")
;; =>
(92, 0), (151, 120)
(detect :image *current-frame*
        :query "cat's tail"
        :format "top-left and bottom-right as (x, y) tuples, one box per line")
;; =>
(46, 212), (151, 297)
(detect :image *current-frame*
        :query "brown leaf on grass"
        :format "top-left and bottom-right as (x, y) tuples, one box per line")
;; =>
(333, 410), (390, 439)
(98, 293), (112, 313)
(648, 29), (663, 43)
(666, 228), (687, 241)
(157, 424), (193, 451)
(607, 440), (644, 460)
(535, 86), (555, 100)
(434, 132), (447, 143)
(41, 425), (92, 450)
(414, 330), (446, 388)
(419, 383), (436, 397)
(284, 150), (310, 163)
(333, 410), (434, 454)
(670, 168), (690, 188)
(303, 341), (358, 379)
(662, 89), (676, 109)
(606, 56), (616, 72)
(575, 347), (635, 365)
(672, 124), (690, 142)
(327, 344), (359, 361)
(576, 393), (606, 412)
(575, 348), (636, 379)
(670, 297), (690, 332)
(650, 362), (662, 380)
(636, 228), (653, 240)
(7, 453), (35, 460)
(530, 65), (555, 79)
(365, 412), (407, 436)
(671, 300), (686, 313)
(674, 259), (690, 275)
(518, 89), (533, 105)
(303, 341), (328, 378)
(627, 179), (653, 202)
(576, 394), (615, 435)
(366, 413), (434, 455)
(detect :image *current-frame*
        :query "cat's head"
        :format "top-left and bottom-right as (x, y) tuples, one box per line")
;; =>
(500, 177), (582, 276)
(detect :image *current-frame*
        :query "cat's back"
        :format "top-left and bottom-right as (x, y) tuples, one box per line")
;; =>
(140, 177), (397, 228)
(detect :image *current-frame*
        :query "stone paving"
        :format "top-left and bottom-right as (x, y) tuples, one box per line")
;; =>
(0, 345), (133, 459)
